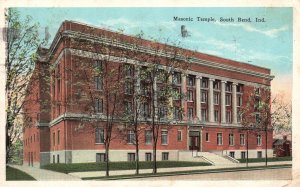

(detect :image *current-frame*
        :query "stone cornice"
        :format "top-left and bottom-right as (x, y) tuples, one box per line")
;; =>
(49, 112), (243, 128)
(64, 30), (274, 81)
(45, 29), (274, 82)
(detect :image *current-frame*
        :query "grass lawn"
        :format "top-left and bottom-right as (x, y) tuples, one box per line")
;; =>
(41, 161), (211, 174)
(238, 156), (292, 163)
(6, 166), (36, 181)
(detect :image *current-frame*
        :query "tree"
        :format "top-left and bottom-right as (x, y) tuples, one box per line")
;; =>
(118, 62), (145, 175)
(271, 95), (292, 136)
(138, 38), (190, 174)
(240, 87), (291, 166)
(64, 25), (145, 176)
(5, 8), (42, 164)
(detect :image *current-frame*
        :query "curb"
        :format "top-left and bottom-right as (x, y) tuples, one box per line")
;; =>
(83, 164), (292, 180)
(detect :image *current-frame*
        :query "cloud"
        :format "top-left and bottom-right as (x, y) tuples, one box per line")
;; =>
(99, 18), (138, 30)
(215, 21), (288, 38)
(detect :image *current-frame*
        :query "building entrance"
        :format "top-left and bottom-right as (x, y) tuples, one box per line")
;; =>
(189, 131), (200, 151)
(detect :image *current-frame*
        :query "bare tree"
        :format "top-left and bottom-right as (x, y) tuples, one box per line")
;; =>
(240, 87), (291, 166)
(5, 8), (42, 164)
(138, 39), (190, 174)
(44, 24), (129, 176)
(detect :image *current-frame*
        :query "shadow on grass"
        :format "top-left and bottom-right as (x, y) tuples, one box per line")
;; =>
(6, 166), (36, 181)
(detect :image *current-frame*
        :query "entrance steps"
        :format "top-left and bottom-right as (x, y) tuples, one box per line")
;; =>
(178, 151), (239, 166)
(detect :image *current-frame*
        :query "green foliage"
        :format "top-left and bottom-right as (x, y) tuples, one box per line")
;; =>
(9, 139), (23, 164)
(41, 161), (211, 174)
(6, 166), (36, 180)
(5, 8), (42, 164)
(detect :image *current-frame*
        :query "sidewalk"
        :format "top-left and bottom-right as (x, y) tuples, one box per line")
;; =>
(68, 161), (292, 179)
(8, 165), (81, 181)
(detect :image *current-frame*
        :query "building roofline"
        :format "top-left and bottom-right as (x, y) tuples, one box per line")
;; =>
(45, 20), (273, 80)
(65, 20), (271, 72)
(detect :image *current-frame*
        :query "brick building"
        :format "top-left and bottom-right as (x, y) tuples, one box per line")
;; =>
(23, 21), (274, 167)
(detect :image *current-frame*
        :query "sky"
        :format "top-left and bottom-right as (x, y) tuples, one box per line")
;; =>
(16, 7), (293, 100)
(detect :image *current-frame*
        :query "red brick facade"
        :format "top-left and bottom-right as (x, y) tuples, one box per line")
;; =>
(23, 21), (274, 166)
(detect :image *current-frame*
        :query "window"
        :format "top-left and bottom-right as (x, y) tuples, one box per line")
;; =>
(124, 101), (132, 114)
(145, 153), (152, 161)
(187, 90), (193, 101)
(240, 134), (245, 145)
(162, 152), (169, 161)
(201, 91), (207, 103)
(161, 130), (168, 145)
(229, 151), (235, 158)
(237, 111), (242, 123)
(257, 134), (262, 146)
(173, 72), (181, 84)
(141, 83), (149, 96)
(34, 134), (35, 142)
(254, 98), (261, 111)
(226, 83), (232, 92)
(57, 130), (60, 145)
(128, 153), (136, 161)
(217, 133), (223, 145)
(31, 136), (32, 143)
(229, 134), (234, 146)
(173, 88), (181, 100)
(257, 151), (262, 158)
(96, 153), (106, 162)
(157, 70), (167, 83)
(142, 102), (150, 118)
(57, 155), (60, 163)
(225, 94), (231, 106)
(95, 128), (104, 144)
(187, 76), (194, 86)
(214, 92), (219, 105)
(201, 79), (208, 88)
(57, 68), (61, 96)
(94, 60), (102, 71)
(237, 95), (242, 107)
(255, 113), (261, 123)
(124, 64), (133, 77)
(226, 111), (232, 123)
(241, 152), (246, 159)
(94, 76), (103, 90)
(205, 132), (209, 142)
(53, 155), (55, 164)
(188, 108), (193, 120)
(53, 132), (55, 146)
(213, 81), (220, 90)
(174, 107), (181, 120)
(95, 98), (103, 113)
(127, 130), (135, 144)
(177, 131), (182, 141)
(237, 85), (242, 93)
(201, 109), (207, 121)
(158, 106), (167, 119)
(125, 80), (133, 94)
(255, 88), (261, 95)
(214, 110), (219, 122)
(145, 130), (152, 144)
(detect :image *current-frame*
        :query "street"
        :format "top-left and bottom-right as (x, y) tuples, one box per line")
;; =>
(125, 167), (292, 180)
